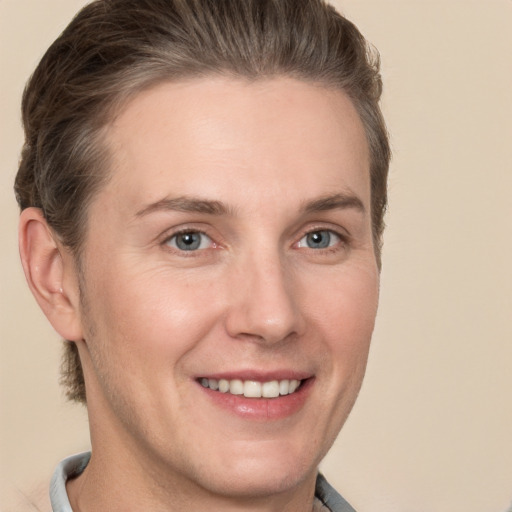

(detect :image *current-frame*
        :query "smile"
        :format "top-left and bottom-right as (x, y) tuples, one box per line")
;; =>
(200, 378), (302, 398)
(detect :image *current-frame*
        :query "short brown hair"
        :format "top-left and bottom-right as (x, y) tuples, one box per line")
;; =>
(15, 0), (390, 403)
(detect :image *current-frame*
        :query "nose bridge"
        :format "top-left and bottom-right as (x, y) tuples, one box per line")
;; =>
(225, 245), (302, 344)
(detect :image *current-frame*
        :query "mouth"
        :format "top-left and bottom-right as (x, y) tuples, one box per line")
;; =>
(195, 372), (314, 420)
(199, 378), (303, 398)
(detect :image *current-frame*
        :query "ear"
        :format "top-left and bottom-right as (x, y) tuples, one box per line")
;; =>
(19, 207), (84, 341)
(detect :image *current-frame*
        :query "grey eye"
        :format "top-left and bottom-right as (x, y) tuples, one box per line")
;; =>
(298, 230), (340, 249)
(167, 231), (212, 251)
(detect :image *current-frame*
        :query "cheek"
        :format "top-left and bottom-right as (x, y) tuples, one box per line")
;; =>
(306, 264), (379, 340)
(80, 267), (225, 423)
(83, 262), (222, 372)
(304, 264), (379, 385)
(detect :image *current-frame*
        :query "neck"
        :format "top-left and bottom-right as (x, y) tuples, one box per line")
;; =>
(67, 451), (318, 512)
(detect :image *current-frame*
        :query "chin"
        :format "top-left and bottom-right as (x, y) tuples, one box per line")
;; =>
(193, 442), (321, 500)
(204, 467), (314, 500)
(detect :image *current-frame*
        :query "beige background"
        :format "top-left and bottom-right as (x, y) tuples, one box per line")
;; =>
(1, 1), (511, 511)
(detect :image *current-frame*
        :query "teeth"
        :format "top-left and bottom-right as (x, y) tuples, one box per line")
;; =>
(289, 379), (299, 393)
(200, 378), (302, 397)
(218, 379), (229, 393)
(262, 380), (280, 398)
(244, 380), (262, 398)
(229, 379), (244, 395)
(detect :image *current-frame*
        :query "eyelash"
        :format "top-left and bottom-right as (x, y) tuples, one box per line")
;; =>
(296, 228), (348, 252)
(160, 227), (349, 255)
(162, 229), (216, 254)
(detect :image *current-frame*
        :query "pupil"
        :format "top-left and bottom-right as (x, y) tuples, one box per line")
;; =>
(177, 232), (200, 250)
(307, 231), (329, 248)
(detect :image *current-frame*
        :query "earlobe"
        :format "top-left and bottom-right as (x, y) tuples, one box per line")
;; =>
(19, 207), (84, 341)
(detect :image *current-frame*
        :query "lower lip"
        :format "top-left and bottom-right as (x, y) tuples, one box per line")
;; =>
(198, 378), (314, 421)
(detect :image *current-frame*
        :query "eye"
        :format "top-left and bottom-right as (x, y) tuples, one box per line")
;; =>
(296, 229), (341, 249)
(166, 231), (213, 251)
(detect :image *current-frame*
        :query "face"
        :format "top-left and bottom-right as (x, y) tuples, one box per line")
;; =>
(75, 77), (379, 501)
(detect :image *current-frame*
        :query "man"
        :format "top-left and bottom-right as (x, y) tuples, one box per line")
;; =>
(15, 0), (390, 510)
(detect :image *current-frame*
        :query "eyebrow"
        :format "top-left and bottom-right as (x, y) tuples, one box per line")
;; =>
(135, 191), (365, 218)
(302, 192), (365, 214)
(135, 196), (231, 217)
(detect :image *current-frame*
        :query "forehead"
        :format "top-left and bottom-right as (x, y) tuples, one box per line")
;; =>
(99, 76), (370, 216)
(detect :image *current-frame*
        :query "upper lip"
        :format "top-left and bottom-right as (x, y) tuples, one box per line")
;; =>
(196, 370), (313, 382)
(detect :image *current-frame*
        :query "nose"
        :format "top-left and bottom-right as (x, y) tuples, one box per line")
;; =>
(224, 251), (304, 345)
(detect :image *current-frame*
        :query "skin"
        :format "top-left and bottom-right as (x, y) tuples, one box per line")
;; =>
(20, 77), (379, 511)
